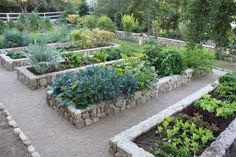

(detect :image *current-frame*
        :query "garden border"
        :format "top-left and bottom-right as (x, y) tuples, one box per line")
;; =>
(46, 69), (193, 129)
(115, 31), (215, 49)
(17, 59), (123, 90)
(109, 79), (236, 157)
(0, 103), (40, 157)
(0, 43), (120, 71)
(0, 42), (71, 54)
(0, 54), (29, 71)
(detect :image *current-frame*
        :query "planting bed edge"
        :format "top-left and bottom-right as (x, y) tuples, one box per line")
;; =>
(0, 54), (29, 71)
(46, 69), (193, 129)
(109, 80), (236, 157)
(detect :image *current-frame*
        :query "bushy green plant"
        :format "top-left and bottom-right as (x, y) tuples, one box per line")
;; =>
(71, 28), (115, 49)
(3, 31), (32, 48)
(0, 36), (4, 48)
(0, 20), (6, 35)
(7, 51), (26, 59)
(26, 44), (62, 74)
(63, 53), (92, 68)
(78, 2), (90, 16)
(195, 94), (236, 119)
(144, 45), (185, 76)
(6, 20), (15, 29)
(16, 14), (27, 32)
(78, 15), (97, 29)
(32, 25), (69, 44)
(43, 17), (53, 31)
(121, 14), (139, 33)
(67, 14), (80, 24)
(219, 72), (236, 84)
(97, 16), (116, 32)
(215, 82), (236, 103)
(71, 28), (94, 49)
(92, 28), (115, 47)
(181, 45), (215, 76)
(52, 66), (137, 108)
(154, 115), (214, 156)
(113, 53), (158, 90)
(29, 12), (42, 32)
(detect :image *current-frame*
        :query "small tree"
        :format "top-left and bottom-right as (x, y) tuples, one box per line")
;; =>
(121, 14), (139, 36)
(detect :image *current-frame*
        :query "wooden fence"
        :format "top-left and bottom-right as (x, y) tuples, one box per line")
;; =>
(0, 12), (64, 22)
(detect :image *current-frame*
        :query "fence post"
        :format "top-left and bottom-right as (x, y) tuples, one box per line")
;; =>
(6, 13), (10, 21)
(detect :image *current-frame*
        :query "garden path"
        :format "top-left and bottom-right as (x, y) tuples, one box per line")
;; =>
(0, 68), (225, 157)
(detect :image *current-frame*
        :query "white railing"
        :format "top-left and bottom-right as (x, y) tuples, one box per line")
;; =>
(0, 11), (65, 21)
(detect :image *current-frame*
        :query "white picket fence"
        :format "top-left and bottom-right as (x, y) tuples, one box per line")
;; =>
(0, 12), (64, 22)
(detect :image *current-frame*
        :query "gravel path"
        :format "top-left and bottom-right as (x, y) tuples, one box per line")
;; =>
(0, 68), (225, 157)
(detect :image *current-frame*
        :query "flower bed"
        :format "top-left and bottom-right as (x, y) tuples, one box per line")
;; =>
(109, 72), (236, 157)
(46, 68), (193, 129)
(0, 53), (29, 71)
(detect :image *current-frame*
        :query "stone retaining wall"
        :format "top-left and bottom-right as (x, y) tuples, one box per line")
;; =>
(46, 69), (193, 129)
(115, 31), (215, 49)
(0, 103), (40, 157)
(109, 80), (236, 157)
(17, 59), (123, 90)
(0, 54), (29, 71)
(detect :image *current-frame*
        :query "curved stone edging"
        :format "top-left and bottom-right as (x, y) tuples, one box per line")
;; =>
(46, 69), (193, 129)
(0, 103), (40, 157)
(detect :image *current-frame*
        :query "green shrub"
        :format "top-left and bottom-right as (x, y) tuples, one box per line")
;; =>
(71, 28), (94, 49)
(71, 28), (115, 49)
(67, 14), (80, 24)
(29, 12), (42, 32)
(121, 14), (139, 33)
(0, 20), (6, 35)
(3, 31), (32, 48)
(6, 20), (15, 29)
(52, 66), (137, 108)
(92, 28), (115, 47)
(113, 53), (158, 90)
(26, 44), (62, 74)
(78, 15), (97, 29)
(144, 46), (185, 76)
(78, 2), (90, 16)
(16, 14), (27, 32)
(43, 17), (53, 31)
(98, 16), (116, 32)
(32, 25), (69, 44)
(181, 45), (216, 76)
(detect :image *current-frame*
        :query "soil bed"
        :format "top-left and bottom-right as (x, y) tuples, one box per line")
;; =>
(0, 110), (30, 157)
(134, 89), (236, 156)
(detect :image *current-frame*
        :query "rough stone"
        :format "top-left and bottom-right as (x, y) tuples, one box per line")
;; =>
(28, 145), (35, 153)
(85, 119), (93, 126)
(8, 120), (18, 128)
(31, 152), (41, 157)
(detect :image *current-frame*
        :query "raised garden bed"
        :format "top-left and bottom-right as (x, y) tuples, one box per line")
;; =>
(0, 43), (119, 71)
(109, 73), (236, 157)
(17, 59), (122, 90)
(46, 69), (193, 129)
(0, 53), (29, 71)
(0, 42), (71, 54)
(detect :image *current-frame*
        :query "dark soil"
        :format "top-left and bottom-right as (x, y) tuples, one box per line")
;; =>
(0, 110), (30, 157)
(134, 90), (236, 156)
